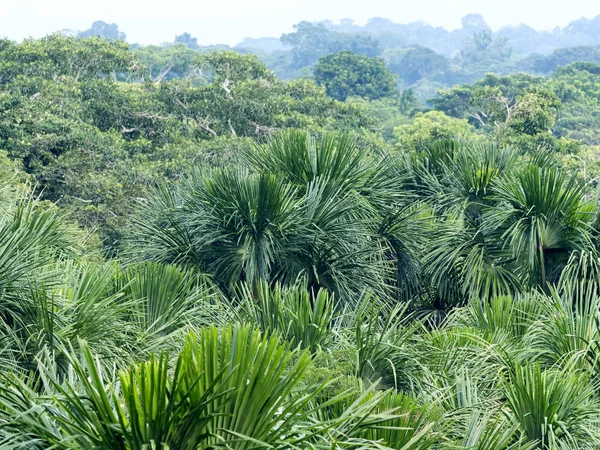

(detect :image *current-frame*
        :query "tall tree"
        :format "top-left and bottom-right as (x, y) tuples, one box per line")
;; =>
(314, 51), (397, 101)
(78, 20), (126, 41)
(281, 21), (381, 69)
(174, 32), (200, 50)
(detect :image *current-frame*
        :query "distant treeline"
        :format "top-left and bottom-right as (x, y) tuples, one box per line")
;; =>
(53, 16), (600, 101)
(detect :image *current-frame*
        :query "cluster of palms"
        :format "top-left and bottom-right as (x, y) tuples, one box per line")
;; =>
(129, 131), (599, 307)
(1, 130), (600, 449)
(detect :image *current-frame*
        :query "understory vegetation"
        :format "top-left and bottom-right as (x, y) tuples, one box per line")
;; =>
(2, 33), (600, 449)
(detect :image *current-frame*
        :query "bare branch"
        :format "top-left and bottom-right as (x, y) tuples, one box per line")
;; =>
(66, 195), (93, 204)
(197, 117), (218, 137)
(249, 120), (277, 135)
(468, 112), (487, 127)
(222, 77), (232, 96)
(228, 118), (237, 137)
(174, 97), (188, 109)
(155, 64), (174, 83)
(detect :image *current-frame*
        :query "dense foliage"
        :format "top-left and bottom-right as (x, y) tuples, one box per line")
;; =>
(314, 51), (397, 101)
(0, 36), (377, 247)
(2, 32), (600, 449)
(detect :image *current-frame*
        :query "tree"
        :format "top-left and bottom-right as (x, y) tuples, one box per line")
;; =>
(127, 131), (401, 300)
(385, 45), (450, 86)
(78, 20), (126, 41)
(196, 50), (276, 84)
(0, 35), (135, 82)
(459, 30), (512, 66)
(430, 73), (574, 152)
(489, 165), (592, 289)
(174, 32), (200, 50)
(394, 111), (480, 152)
(460, 14), (490, 34)
(280, 21), (332, 68)
(134, 44), (199, 81)
(281, 21), (381, 69)
(314, 51), (397, 101)
(508, 89), (561, 135)
(548, 63), (600, 146)
(533, 45), (600, 74)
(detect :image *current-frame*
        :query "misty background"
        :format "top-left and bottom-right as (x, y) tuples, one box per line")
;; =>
(4, 4), (597, 104)
(2, 0), (600, 45)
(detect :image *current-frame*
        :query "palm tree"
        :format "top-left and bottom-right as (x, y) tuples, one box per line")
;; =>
(244, 130), (369, 192)
(487, 165), (594, 289)
(0, 180), (95, 375)
(503, 363), (600, 448)
(236, 280), (337, 353)
(128, 168), (300, 294)
(415, 140), (595, 307)
(406, 140), (522, 308)
(128, 131), (421, 303)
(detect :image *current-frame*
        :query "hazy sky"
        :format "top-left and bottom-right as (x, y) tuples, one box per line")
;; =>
(1, 0), (599, 46)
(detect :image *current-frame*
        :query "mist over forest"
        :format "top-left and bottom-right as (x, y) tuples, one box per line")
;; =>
(2, 8), (600, 450)
(62, 14), (600, 90)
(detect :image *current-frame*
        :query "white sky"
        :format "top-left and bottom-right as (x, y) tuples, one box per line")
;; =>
(1, 0), (598, 46)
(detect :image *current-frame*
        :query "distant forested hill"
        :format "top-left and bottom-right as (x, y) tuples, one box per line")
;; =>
(59, 15), (600, 103)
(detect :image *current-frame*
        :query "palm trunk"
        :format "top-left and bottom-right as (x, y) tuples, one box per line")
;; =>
(539, 243), (547, 291)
